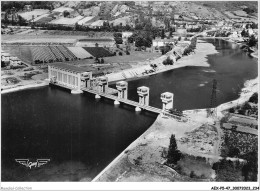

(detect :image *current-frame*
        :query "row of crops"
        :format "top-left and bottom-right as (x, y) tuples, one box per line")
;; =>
(31, 46), (77, 64)
(82, 47), (114, 58)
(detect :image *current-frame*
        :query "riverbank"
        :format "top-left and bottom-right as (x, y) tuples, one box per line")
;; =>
(180, 76), (258, 125)
(217, 77), (258, 113)
(1, 39), (216, 94)
(215, 37), (258, 59)
(105, 39), (218, 82)
(93, 76), (258, 182)
(92, 40), (258, 182)
(93, 110), (220, 182)
(1, 80), (48, 94)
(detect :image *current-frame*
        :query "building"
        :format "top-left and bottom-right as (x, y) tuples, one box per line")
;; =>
(122, 31), (133, 39)
(10, 57), (22, 65)
(152, 38), (175, 52)
(152, 38), (175, 47)
(48, 63), (95, 93)
(24, 5), (33, 12)
(248, 28), (254, 36)
(1, 52), (11, 62)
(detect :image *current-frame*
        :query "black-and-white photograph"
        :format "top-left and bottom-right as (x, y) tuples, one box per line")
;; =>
(1, 0), (259, 190)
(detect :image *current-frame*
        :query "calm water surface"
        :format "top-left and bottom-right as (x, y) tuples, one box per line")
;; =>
(126, 39), (257, 110)
(1, 39), (257, 181)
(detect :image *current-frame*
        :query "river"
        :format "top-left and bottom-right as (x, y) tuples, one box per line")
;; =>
(1, 39), (257, 181)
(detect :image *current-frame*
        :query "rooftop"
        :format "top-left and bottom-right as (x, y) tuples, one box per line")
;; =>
(48, 62), (95, 73)
(1, 52), (11, 56)
(10, 57), (20, 61)
(78, 38), (114, 42)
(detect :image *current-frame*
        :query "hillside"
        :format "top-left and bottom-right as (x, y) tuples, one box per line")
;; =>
(1, 1), (258, 26)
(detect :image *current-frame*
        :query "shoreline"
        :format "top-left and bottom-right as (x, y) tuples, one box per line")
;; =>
(1, 80), (49, 94)
(106, 39), (217, 83)
(1, 39), (214, 94)
(91, 39), (258, 182)
(92, 75), (258, 182)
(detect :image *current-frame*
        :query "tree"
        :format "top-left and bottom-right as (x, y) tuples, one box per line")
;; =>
(135, 36), (144, 47)
(114, 32), (123, 44)
(127, 36), (134, 43)
(190, 171), (196, 178)
(63, 10), (70, 17)
(248, 35), (257, 47)
(242, 149), (258, 181)
(115, 37), (123, 44)
(18, 15), (26, 26)
(249, 93), (258, 104)
(161, 29), (165, 39)
(242, 102), (252, 112)
(212, 159), (244, 181)
(241, 29), (249, 37)
(169, 27), (173, 38)
(163, 56), (174, 65)
(135, 23), (143, 30)
(95, 57), (100, 63)
(1, 61), (7, 68)
(228, 147), (240, 157)
(229, 108), (235, 113)
(167, 134), (182, 164)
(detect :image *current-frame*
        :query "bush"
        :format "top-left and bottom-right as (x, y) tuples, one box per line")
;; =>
(228, 147), (240, 157)
(126, 51), (130, 55)
(119, 52), (123, 56)
(249, 93), (258, 104)
(163, 56), (174, 65)
(242, 102), (252, 110)
(248, 35), (257, 47)
(212, 159), (244, 181)
(190, 171), (196, 178)
(229, 108), (235, 113)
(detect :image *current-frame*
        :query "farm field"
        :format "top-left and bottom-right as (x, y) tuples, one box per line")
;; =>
(18, 9), (50, 21)
(2, 45), (77, 64)
(77, 16), (95, 25)
(30, 46), (76, 63)
(52, 6), (73, 13)
(103, 51), (161, 64)
(109, 16), (131, 26)
(49, 16), (84, 25)
(2, 35), (77, 44)
(82, 47), (114, 58)
(67, 47), (93, 59)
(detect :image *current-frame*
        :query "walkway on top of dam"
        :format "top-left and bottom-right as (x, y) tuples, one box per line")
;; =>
(49, 82), (162, 114)
(81, 87), (162, 114)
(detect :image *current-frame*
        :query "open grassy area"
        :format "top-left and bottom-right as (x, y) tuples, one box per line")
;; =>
(103, 51), (161, 64)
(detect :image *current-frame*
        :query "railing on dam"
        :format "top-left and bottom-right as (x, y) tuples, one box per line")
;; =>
(81, 87), (162, 114)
